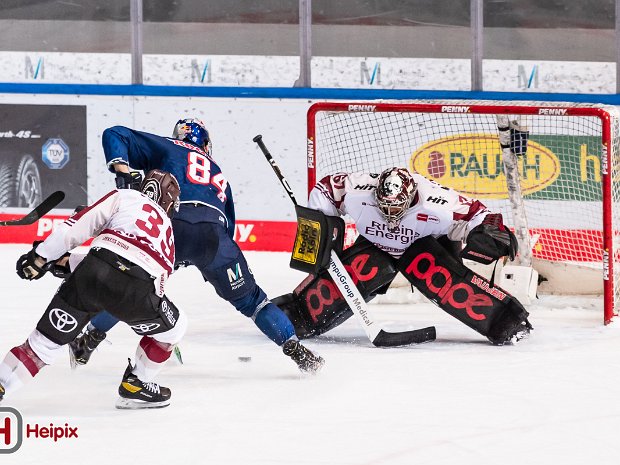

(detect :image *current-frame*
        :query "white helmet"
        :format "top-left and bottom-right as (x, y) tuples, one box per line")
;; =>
(374, 167), (417, 228)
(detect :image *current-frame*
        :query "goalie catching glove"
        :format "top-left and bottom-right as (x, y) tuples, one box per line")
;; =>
(461, 213), (518, 265)
(497, 115), (529, 156)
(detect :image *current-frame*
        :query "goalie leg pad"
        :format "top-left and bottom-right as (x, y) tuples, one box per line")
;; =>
(274, 236), (398, 338)
(397, 236), (531, 343)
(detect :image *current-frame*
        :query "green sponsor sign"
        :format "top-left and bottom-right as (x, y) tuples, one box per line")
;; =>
(524, 135), (601, 201)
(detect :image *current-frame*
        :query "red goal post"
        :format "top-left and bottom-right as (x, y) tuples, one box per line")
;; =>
(306, 101), (620, 324)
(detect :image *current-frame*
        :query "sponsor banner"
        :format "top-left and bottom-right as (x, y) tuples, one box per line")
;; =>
(232, 220), (297, 251)
(312, 57), (470, 90)
(484, 59), (615, 94)
(530, 228), (603, 262)
(411, 134), (602, 201)
(0, 213), (73, 243)
(1, 51), (616, 92)
(344, 225), (603, 263)
(144, 54), (300, 87)
(0, 51), (131, 84)
(0, 104), (87, 209)
(0, 216), (298, 252)
(0, 212), (605, 262)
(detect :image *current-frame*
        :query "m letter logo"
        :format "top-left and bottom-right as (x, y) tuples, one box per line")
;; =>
(227, 263), (243, 283)
(0, 407), (23, 454)
(226, 263), (246, 291)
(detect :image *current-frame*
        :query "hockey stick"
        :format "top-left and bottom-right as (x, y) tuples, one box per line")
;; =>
(253, 135), (436, 347)
(0, 191), (65, 226)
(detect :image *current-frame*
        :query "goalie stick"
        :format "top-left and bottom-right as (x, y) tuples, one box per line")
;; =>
(253, 135), (436, 347)
(0, 191), (65, 226)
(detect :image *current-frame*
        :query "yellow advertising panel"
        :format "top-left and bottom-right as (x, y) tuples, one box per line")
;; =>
(410, 134), (560, 198)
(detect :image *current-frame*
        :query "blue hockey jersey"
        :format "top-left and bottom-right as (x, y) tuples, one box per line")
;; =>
(102, 126), (235, 237)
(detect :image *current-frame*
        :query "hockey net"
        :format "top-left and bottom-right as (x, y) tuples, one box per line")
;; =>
(307, 101), (620, 324)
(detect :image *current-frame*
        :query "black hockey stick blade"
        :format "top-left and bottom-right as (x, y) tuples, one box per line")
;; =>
(372, 326), (436, 347)
(0, 191), (65, 226)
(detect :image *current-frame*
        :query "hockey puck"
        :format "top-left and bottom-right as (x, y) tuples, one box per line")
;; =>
(238, 356), (252, 362)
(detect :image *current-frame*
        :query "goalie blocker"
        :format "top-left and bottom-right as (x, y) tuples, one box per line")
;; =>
(276, 208), (531, 344)
(277, 206), (398, 338)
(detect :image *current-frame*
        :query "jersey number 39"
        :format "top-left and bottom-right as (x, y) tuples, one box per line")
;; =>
(135, 203), (175, 265)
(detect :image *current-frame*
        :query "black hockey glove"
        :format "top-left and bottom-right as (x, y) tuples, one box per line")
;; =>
(115, 171), (143, 190)
(497, 117), (529, 156)
(43, 252), (72, 279)
(16, 247), (47, 280)
(461, 213), (518, 265)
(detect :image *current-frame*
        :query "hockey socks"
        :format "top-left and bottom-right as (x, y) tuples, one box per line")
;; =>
(253, 299), (296, 346)
(232, 285), (296, 345)
(0, 340), (47, 397)
(133, 336), (174, 382)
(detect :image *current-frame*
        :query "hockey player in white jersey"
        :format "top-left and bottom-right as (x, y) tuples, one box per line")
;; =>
(309, 168), (494, 259)
(0, 170), (186, 409)
(274, 167), (532, 346)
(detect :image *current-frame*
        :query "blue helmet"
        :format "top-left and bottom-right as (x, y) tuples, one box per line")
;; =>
(172, 118), (210, 149)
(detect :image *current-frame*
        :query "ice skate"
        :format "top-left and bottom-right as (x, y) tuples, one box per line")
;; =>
(489, 320), (532, 346)
(508, 322), (531, 344)
(115, 360), (171, 410)
(282, 339), (324, 374)
(69, 327), (107, 368)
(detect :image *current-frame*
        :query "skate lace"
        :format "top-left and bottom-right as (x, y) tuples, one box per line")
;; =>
(143, 382), (161, 394)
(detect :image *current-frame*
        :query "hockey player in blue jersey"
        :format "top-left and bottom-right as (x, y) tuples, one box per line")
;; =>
(69, 118), (324, 373)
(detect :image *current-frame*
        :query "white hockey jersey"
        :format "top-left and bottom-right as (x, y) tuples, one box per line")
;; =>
(36, 189), (175, 294)
(308, 172), (491, 258)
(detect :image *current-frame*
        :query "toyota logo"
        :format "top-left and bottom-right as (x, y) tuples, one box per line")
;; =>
(48, 308), (78, 333)
(131, 323), (161, 334)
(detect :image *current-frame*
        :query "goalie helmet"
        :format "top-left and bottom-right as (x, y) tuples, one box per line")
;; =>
(141, 169), (181, 218)
(172, 118), (211, 152)
(374, 167), (417, 229)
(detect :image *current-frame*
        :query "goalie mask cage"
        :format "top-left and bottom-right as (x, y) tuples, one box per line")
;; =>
(307, 101), (620, 324)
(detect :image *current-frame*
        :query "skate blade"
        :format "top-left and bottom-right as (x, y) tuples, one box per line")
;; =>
(115, 397), (171, 410)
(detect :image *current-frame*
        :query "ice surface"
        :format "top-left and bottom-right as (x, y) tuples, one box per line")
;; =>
(0, 244), (618, 465)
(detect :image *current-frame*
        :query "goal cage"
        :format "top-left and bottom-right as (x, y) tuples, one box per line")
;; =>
(306, 101), (620, 324)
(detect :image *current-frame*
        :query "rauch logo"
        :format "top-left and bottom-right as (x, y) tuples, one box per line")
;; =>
(409, 134), (560, 198)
